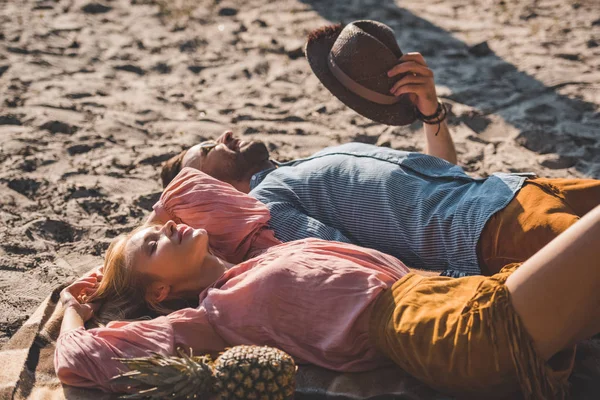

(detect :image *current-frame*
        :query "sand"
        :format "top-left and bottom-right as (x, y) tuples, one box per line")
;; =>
(0, 0), (599, 345)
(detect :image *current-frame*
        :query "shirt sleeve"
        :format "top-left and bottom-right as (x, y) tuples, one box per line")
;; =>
(152, 167), (281, 263)
(55, 307), (227, 392)
(266, 202), (352, 243)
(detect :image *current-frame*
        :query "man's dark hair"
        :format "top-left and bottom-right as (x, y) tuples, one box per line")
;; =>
(161, 149), (188, 188)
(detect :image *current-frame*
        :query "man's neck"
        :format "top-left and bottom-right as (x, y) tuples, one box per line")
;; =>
(233, 160), (276, 193)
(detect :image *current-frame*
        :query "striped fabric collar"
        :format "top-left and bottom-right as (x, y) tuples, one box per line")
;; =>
(250, 160), (280, 190)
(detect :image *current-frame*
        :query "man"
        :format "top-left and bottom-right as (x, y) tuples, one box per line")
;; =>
(160, 23), (600, 277)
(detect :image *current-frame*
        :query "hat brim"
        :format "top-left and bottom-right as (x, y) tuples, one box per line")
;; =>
(305, 26), (417, 126)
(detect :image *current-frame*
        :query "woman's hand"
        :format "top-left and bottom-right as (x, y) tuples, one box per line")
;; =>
(60, 269), (103, 322)
(387, 52), (438, 116)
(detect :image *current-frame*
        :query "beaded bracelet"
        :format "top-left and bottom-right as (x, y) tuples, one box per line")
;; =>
(415, 100), (448, 136)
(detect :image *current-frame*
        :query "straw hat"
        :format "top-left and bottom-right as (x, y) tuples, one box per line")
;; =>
(305, 20), (417, 126)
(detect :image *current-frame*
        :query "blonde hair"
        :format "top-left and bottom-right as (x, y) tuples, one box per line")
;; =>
(88, 225), (177, 327)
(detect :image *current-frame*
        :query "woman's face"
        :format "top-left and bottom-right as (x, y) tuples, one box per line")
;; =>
(126, 221), (209, 285)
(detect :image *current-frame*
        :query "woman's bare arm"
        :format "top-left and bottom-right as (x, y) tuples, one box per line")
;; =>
(506, 205), (600, 360)
(59, 276), (100, 334)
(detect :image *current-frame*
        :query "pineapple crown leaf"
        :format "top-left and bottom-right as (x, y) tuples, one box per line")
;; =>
(110, 352), (216, 399)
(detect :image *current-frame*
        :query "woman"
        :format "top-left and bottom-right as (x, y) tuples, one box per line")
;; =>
(55, 168), (600, 399)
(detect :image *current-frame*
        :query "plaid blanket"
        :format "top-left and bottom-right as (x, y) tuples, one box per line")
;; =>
(2, 284), (600, 400)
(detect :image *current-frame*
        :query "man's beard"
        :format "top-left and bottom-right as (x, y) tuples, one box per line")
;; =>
(241, 141), (269, 166)
(231, 141), (270, 181)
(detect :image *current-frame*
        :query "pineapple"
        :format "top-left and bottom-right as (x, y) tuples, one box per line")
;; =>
(111, 345), (297, 400)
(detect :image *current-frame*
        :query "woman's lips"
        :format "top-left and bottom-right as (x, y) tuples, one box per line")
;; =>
(177, 225), (190, 243)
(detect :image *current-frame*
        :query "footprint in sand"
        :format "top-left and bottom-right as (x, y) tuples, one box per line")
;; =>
(219, 7), (238, 17)
(138, 152), (182, 166)
(78, 198), (119, 217)
(81, 2), (112, 14)
(0, 65), (10, 78)
(151, 62), (172, 74)
(0, 114), (22, 125)
(26, 219), (84, 244)
(135, 192), (162, 212)
(540, 154), (578, 170)
(3, 177), (46, 198)
(67, 142), (104, 156)
(40, 120), (79, 135)
(64, 185), (106, 200)
(113, 64), (145, 75)
(515, 130), (558, 155)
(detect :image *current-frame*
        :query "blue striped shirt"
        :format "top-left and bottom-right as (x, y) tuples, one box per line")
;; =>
(249, 143), (527, 275)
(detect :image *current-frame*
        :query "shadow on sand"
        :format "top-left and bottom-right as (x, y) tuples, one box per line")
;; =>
(300, 0), (600, 178)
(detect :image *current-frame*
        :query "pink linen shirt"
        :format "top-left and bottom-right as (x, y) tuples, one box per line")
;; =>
(153, 167), (282, 264)
(55, 239), (410, 391)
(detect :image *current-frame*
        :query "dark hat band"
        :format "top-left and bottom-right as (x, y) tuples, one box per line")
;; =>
(327, 53), (400, 106)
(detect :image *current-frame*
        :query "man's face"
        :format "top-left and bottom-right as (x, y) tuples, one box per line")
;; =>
(182, 131), (270, 184)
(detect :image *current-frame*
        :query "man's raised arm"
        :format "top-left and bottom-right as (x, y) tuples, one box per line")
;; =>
(387, 52), (457, 164)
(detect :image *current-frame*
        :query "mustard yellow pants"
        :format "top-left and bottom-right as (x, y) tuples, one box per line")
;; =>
(478, 178), (600, 275)
(371, 265), (575, 400)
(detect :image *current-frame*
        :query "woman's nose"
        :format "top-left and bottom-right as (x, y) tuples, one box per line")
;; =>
(161, 221), (176, 236)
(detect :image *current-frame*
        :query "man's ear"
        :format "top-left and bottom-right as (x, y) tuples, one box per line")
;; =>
(146, 282), (170, 303)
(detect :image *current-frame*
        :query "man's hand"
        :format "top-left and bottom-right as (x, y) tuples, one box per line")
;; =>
(387, 52), (457, 164)
(387, 52), (438, 116)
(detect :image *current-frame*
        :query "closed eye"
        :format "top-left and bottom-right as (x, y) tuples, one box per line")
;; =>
(149, 240), (158, 255)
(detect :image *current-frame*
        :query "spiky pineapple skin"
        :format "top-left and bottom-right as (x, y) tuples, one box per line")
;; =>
(213, 345), (296, 400)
